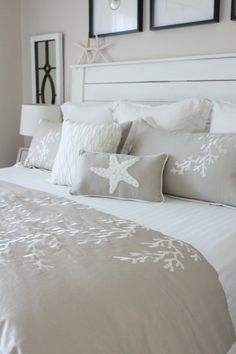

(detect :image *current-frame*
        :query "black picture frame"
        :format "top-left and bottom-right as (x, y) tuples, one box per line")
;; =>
(231, 0), (236, 20)
(150, 0), (220, 31)
(89, 0), (143, 38)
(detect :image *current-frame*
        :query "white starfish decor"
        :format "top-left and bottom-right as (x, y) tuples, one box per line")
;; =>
(91, 35), (112, 64)
(74, 36), (112, 65)
(74, 39), (92, 64)
(90, 155), (140, 194)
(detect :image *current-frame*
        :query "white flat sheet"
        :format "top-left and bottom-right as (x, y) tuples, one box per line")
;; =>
(1, 164), (236, 331)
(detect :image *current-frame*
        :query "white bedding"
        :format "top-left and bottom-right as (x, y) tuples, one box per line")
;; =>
(1, 164), (236, 331)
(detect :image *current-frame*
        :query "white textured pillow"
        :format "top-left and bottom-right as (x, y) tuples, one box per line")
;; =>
(112, 98), (212, 132)
(210, 100), (236, 133)
(61, 102), (113, 124)
(51, 121), (122, 186)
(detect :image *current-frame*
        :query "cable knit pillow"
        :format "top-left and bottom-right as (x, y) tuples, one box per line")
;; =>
(71, 151), (168, 202)
(112, 98), (212, 132)
(24, 120), (62, 170)
(125, 119), (236, 207)
(51, 121), (122, 186)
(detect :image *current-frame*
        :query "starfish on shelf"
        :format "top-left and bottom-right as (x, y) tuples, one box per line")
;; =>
(74, 36), (112, 64)
(90, 35), (112, 64)
(74, 39), (93, 64)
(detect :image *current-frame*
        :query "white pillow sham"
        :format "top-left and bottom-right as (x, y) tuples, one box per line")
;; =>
(112, 98), (212, 132)
(210, 100), (236, 133)
(61, 102), (113, 124)
(51, 120), (122, 186)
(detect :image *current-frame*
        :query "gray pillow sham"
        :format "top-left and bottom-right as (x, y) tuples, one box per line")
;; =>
(117, 121), (132, 153)
(71, 151), (168, 202)
(124, 119), (236, 207)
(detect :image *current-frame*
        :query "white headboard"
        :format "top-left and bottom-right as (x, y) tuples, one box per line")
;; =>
(70, 53), (236, 104)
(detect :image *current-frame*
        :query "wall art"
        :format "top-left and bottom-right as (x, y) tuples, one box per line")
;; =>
(150, 0), (220, 30)
(89, 0), (143, 37)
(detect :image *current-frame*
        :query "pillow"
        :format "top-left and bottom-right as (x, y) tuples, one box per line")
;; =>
(112, 98), (212, 132)
(24, 120), (61, 170)
(61, 102), (113, 124)
(117, 121), (132, 154)
(51, 121), (122, 186)
(210, 100), (236, 133)
(71, 151), (168, 202)
(125, 119), (236, 207)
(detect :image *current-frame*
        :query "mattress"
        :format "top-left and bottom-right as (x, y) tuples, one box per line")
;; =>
(1, 164), (236, 331)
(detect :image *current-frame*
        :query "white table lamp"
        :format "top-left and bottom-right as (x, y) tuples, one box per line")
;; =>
(20, 104), (62, 137)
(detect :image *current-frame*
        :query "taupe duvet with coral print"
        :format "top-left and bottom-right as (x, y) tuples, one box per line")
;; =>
(0, 181), (235, 354)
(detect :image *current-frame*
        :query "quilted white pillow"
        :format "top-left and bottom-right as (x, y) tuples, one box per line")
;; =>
(112, 98), (212, 132)
(210, 100), (236, 133)
(51, 121), (122, 186)
(61, 102), (113, 124)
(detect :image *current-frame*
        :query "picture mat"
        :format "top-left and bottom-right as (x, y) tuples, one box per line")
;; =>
(93, 0), (138, 34)
(153, 0), (215, 27)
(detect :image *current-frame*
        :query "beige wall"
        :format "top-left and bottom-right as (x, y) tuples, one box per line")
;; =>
(0, 0), (23, 167)
(0, 0), (233, 167)
(21, 0), (236, 103)
(0, 0), (232, 165)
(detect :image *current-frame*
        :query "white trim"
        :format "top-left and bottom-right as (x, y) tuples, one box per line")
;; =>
(70, 52), (236, 69)
(31, 33), (64, 105)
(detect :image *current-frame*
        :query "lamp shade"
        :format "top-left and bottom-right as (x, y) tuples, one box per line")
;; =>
(20, 104), (62, 136)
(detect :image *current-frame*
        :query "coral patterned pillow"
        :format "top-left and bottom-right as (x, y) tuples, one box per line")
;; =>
(24, 120), (61, 170)
(125, 119), (236, 207)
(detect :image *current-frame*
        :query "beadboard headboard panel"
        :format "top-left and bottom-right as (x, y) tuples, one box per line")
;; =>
(70, 53), (236, 104)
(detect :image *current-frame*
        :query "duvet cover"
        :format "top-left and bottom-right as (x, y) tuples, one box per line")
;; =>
(0, 181), (235, 354)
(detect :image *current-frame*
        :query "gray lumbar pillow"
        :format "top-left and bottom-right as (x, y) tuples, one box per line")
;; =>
(71, 151), (168, 203)
(124, 118), (236, 207)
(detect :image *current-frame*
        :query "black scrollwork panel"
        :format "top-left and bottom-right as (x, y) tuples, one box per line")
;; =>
(35, 40), (56, 104)
(232, 0), (236, 20)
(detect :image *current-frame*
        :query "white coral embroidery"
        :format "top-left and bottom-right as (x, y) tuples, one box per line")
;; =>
(26, 131), (60, 169)
(171, 135), (235, 177)
(90, 155), (140, 193)
(0, 195), (137, 271)
(114, 236), (201, 272)
(0, 184), (203, 273)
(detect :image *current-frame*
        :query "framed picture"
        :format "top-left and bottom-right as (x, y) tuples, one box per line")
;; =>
(16, 147), (29, 164)
(89, 0), (143, 37)
(231, 0), (236, 20)
(150, 0), (220, 30)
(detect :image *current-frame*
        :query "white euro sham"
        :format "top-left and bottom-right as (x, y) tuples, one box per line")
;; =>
(61, 102), (113, 124)
(210, 100), (236, 133)
(112, 98), (212, 132)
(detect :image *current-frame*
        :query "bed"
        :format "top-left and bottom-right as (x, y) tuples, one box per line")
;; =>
(1, 53), (236, 354)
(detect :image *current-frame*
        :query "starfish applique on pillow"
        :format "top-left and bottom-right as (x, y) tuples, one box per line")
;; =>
(90, 155), (140, 194)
